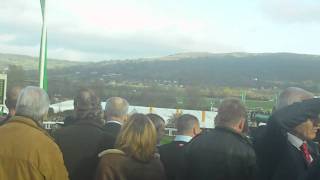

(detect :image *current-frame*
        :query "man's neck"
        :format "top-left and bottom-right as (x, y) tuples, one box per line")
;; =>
(176, 131), (193, 137)
(216, 125), (243, 134)
(9, 109), (16, 117)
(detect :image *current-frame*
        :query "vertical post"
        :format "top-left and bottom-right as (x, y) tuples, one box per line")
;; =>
(39, 0), (48, 91)
(201, 111), (206, 122)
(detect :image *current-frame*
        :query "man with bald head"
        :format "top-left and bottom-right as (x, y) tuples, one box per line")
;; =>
(103, 97), (129, 138)
(159, 114), (201, 180)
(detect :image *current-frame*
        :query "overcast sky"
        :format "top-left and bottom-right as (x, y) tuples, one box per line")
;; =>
(0, 0), (320, 61)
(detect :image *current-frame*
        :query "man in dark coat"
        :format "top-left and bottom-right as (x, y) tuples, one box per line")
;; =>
(103, 97), (129, 139)
(254, 87), (318, 180)
(0, 86), (21, 125)
(159, 114), (201, 180)
(179, 98), (257, 180)
(256, 98), (320, 180)
(54, 88), (114, 180)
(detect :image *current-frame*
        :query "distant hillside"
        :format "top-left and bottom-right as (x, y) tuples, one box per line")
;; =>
(51, 52), (320, 89)
(0, 53), (84, 70)
(3, 52), (320, 90)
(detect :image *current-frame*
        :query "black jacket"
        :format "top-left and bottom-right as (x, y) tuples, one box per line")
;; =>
(104, 121), (122, 138)
(159, 141), (188, 180)
(179, 127), (257, 180)
(54, 120), (114, 180)
(0, 115), (11, 126)
(271, 140), (319, 180)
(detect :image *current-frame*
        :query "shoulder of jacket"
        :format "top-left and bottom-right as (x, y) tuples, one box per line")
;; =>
(98, 149), (126, 158)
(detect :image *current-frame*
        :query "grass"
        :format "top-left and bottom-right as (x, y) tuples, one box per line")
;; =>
(160, 135), (174, 145)
(245, 99), (275, 111)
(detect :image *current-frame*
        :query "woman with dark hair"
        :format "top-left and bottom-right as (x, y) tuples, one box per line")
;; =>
(96, 113), (166, 180)
(147, 113), (166, 145)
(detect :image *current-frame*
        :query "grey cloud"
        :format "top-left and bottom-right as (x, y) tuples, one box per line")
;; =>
(0, 21), (187, 60)
(0, 0), (238, 61)
(261, 0), (320, 24)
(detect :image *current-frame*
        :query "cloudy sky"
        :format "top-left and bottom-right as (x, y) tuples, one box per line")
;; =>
(0, 0), (320, 61)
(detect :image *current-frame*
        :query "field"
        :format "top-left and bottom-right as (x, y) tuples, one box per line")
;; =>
(160, 135), (174, 145)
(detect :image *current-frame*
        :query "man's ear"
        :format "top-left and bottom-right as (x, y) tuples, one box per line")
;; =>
(238, 118), (245, 133)
(192, 127), (197, 136)
(123, 115), (128, 122)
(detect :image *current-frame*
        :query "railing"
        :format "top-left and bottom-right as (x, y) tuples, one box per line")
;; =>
(43, 121), (178, 137)
(165, 128), (177, 136)
(43, 121), (63, 130)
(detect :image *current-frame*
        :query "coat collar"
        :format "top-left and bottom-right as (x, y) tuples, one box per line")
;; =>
(214, 126), (252, 144)
(106, 120), (123, 126)
(98, 148), (161, 160)
(98, 149), (125, 158)
(7, 116), (54, 141)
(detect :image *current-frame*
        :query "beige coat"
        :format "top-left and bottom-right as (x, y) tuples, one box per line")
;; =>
(0, 116), (69, 180)
(96, 149), (166, 180)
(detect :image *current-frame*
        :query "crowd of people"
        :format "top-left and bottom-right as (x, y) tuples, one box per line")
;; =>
(0, 85), (320, 180)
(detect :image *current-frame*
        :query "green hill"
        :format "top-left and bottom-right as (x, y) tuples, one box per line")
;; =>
(53, 52), (320, 89)
(0, 53), (84, 71)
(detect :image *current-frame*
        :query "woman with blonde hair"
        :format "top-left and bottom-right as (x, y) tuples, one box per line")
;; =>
(96, 113), (166, 180)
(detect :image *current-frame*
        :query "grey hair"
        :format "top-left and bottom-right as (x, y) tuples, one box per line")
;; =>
(276, 87), (314, 110)
(15, 86), (50, 122)
(105, 97), (129, 118)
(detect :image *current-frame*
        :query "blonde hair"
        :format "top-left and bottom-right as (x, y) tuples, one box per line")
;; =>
(115, 113), (157, 162)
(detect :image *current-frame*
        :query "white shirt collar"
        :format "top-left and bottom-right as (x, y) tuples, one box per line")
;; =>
(287, 132), (304, 150)
(287, 132), (314, 162)
(106, 120), (122, 126)
(174, 135), (193, 143)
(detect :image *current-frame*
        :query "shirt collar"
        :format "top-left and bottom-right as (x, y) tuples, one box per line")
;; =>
(106, 120), (122, 126)
(174, 135), (193, 143)
(287, 132), (304, 150)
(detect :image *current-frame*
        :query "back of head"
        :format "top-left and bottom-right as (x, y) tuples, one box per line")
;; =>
(115, 113), (157, 162)
(147, 113), (165, 130)
(5, 86), (22, 114)
(276, 87), (313, 110)
(147, 113), (165, 143)
(215, 98), (246, 130)
(176, 114), (199, 135)
(105, 97), (129, 120)
(15, 86), (50, 122)
(74, 88), (102, 121)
